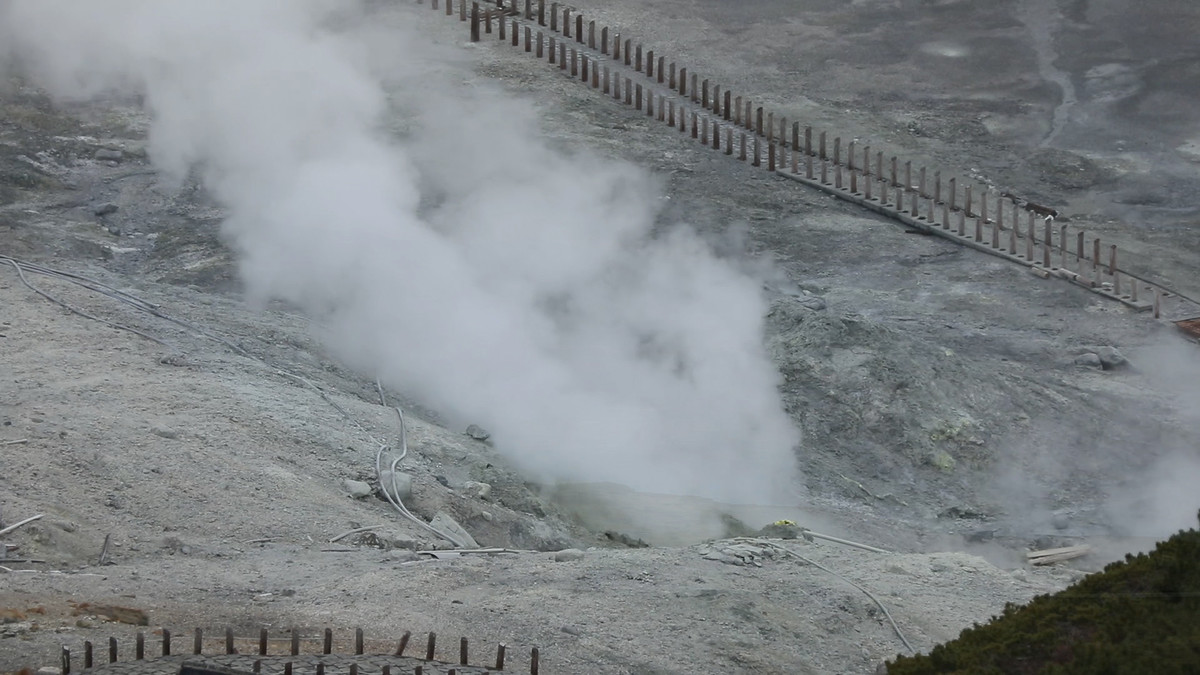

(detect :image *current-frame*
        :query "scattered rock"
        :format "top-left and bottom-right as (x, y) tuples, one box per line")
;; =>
(150, 426), (179, 439)
(378, 470), (413, 501)
(1073, 352), (1103, 368)
(756, 520), (803, 539)
(383, 532), (419, 550)
(797, 294), (827, 311)
(430, 511), (479, 548)
(1051, 513), (1071, 531)
(94, 202), (119, 217)
(1093, 346), (1127, 370)
(700, 541), (774, 567)
(38, 666), (59, 675)
(928, 449), (956, 471)
(343, 479), (373, 499)
(553, 548), (585, 562)
(465, 424), (491, 441)
(93, 148), (124, 162)
(463, 480), (492, 500)
(388, 549), (420, 563)
(560, 625), (582, 636)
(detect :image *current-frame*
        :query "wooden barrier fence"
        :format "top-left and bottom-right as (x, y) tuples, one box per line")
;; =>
(431, 0), (1195, 321)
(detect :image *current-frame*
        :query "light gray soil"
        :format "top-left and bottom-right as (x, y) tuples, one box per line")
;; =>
(2, 1), (1198, 673)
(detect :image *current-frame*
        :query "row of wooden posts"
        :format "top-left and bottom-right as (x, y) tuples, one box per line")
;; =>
(62, 627), (536, 674)
(422, 0), (1166, 314)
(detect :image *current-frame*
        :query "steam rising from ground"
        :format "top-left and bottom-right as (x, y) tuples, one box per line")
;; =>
(0, 0), (800, 503)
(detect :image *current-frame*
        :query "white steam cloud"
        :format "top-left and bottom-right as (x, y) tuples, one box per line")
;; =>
(0, 0), (800, 503)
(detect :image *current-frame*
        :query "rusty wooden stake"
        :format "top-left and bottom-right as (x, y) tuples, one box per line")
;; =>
(446, 0), (452, 17)
(713, 122), (721, 149)
(62, 646), (71, 675)
(635, 44), (642, 71)
(769, 142), (776, 171)
(194, 629), (203, 655)
(806, 153), (813, 179)
(646, 90), (653, 116)
(1154, 289), (1161, 318)
(1109, 244), (1117, 276)
(821, 159), (828, 184)
(470, 3), (480, 41)
(511, 19), (518, 45)
(755, 106), (764, 136)
(933, 170), (941, 203)
(600, 26), (608, 53)
(291, 629), (300, 656)
(84, 642), (93, 668)
(679, 67), (686, 95)
(980, 188), (988, 223)
(791, 140), (798, 169)
(570, 48), (577, 76)
(259, 629), (270, 656)
(635, 83), (642, 110)
(284, 663), (292, 675)
(734, 96), (742, 124)
(525, 0), (532, 19)
(500, 14), (506, 40)
(531, 647), (540, 675)
(667, 98), (674, 125)
(695, 74), (702, 103)
(740, 132), (748, 161)
(942, 204), (950, 229)
(1060, 223), (1068, 269)
(496, 644), (507, 670)
(136, 633), (145, 660)
(691, 111), (699, 138)
(1044, 220), (1054, 266)
(991, 218), (1000, 248)
(396, 632), (412, 656)
(849, 166), (857, 193)
(754, 136), (762, 167)
(647, 50), (654, 77)
(253, 661), (261, 674)
(316, 664), (325, 675)
(996, 195), (1004, 226)
(833, 137), (840, 165)
(226, 627), (235, 655)
(426, 632), (437, 661)
(927, 197), (935, 221)
(588, 20), (595, 48)
(912, 191), (919, 217)
(904, 160), (911, 190)
(964, 185), (973, 217)
(948, 177), (956, 210)
(624, 39), (632, 66)
(163, 629), (171, 656)
(701, 79), (709, 108)
(768, 112), (775, 143)
(957, 209), (966, 236)
(805, 127), (812, 156)
(1027, 213), (1036, 260)
(563, 8), (570, 36)
(536, 31), (543, 57)
(819, 131), (827, 160)
(918, 166), (926, 197)
(612, 32), (620, 59)
(865, 171), (872, 199)
(110, 637), (118, 663)
(713, 85), (722, 114)
(525, 26), (532, 52)
(669, 62), (676, 88)
(539, 0), (545, 26)
(725, 91), (733, 120)
(834, 162), (842, 188)
(1010, 220), (1018, 253)
(460, 0), (466, 20)
(574, 14), (582, 41)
